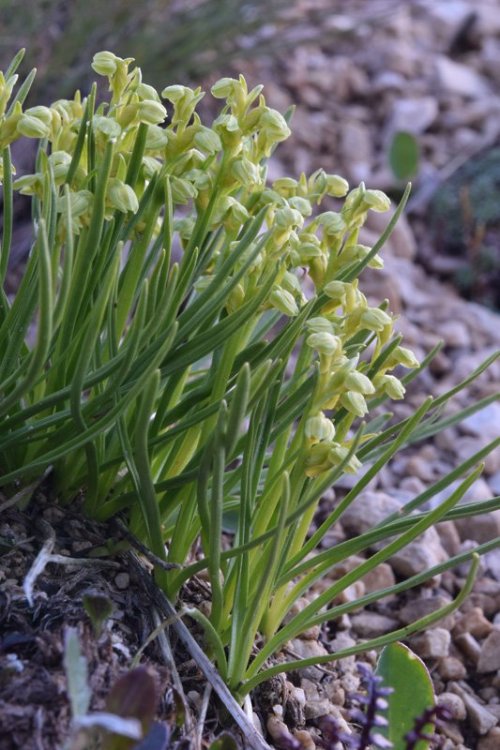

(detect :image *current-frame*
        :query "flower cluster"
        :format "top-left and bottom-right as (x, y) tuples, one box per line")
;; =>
(0, 52), (418, 481)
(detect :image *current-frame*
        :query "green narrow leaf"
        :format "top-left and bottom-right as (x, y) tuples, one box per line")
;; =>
(389, 131), (420, 181)
(376, 642), (435, 750)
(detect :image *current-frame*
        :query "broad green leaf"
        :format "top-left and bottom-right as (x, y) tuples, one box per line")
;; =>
(375, 641), (434, 750)
(389, 131), (420, 180)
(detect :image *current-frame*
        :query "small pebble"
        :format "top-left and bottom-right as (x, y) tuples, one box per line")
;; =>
(438, 656), (467, 681)
(438, 691), (467, 721)
(114, 572), (130, 590)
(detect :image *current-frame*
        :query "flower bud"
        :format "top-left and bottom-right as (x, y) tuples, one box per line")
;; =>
(161, 84), (190, 103)
(141, 156), (161, 179)
(145, 125), (169, 150)
(288, 196), (312, 217)
(391, 346), (420, 369)
(306, 331), (341, 356)
(259, 108), (291, 141)
(306, 317), (333, 334)
(344, 370), (375, 395)
(231, 157), (262, 187)
(374, 374), (406, 400)
(92, 51), (119, 77)
(93, 115), (121, 139)
(318, 211), (346, 235)
(138, 99), (167, 125)
(210, 77), (238, 99)
(275, 206), (303, 229)
(107, 178), (139, 214)
(273, 177), (298, 196)
(270, 288), (299, 317)
(170, 176), (198, 204)
(360, 307), (392, 332)
(17, 114), (50, 139)
(305, 413), (336, 443)
(136, 83), (161, 102)
(324, 280), (348, 305)
(328, 443), (362, 474)
(325, 174), (349, 197)
(340, 391), (368, 417)
(194, 126), (222, 154)
(364, 189), (391, 212)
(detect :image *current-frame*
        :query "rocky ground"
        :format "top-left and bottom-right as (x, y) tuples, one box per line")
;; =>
(1, 1), (500, 749)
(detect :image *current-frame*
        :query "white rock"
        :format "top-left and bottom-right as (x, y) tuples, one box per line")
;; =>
(436, 56), (490, 98)
(411, 627), (451, 658)
(461, 402), (500, 441)
(339, 120), (373, 182)
(438, 691), (467, 721)
(388, 96), (439, 135)
(390, 526), (448, 578)
(341, 491), (403, 535)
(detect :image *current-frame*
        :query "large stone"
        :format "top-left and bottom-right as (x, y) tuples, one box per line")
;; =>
(461, 402), (500, 441)
(436, 56), (490, 97)
(388, 96), (439, 135)
(341, 491), (403, 535)
(390, 526), (448, 579)
(477, 629), (500, 673)
(450, 684), (498, 735)
(411, 627), (451, 658)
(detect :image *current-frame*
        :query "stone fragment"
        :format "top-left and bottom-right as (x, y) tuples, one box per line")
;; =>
(437, 691), (467, 721)
(436, 56), (490, 97)
(438, 656), (467, 681)
(485, 549), (500, 582)
(350, 611), (399, 638)
(450, 684), (498, 735)
(478, 727), (500, 750)
(436, 521), (461, 556)
(388, 97), (439, 135)
(477, 629), (500, 674)
(114, 572), (130, 590)
(364, 210), (417, 260)
(411, 627), (451, 659)
(339, 120), (373, 182)
(399, 595), (455, 629)
(454, 632), (481, 664)
(461, 402), (500, 441)
(341, 491), (403, 535)
(361, 563), (396, 595)
(453, 608), (493, 639)
(390, 526), (448, 578)
(289, 638), (329, 681)
(455, 510), (500, 544)
(438, 319), (470, 348)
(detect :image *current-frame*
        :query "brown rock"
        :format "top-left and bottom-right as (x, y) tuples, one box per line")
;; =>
(436, 521), (461, 556)
(438, 656), (467, 681)
(438, 692), (467, 721)
(454, 632), (481, 664)
(350, 611), (399, 638)
(478, 727), (500, 750)
(453, 608), (493, 639)
(361, 563), (396, 595)
(478, 629), (500, 674)
(399, 595), (456, 630)
(411, 627), (451, 659)
(450, 684), (498, 735)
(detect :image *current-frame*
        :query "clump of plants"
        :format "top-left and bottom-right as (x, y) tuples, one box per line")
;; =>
(0, 49), (499, 716)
